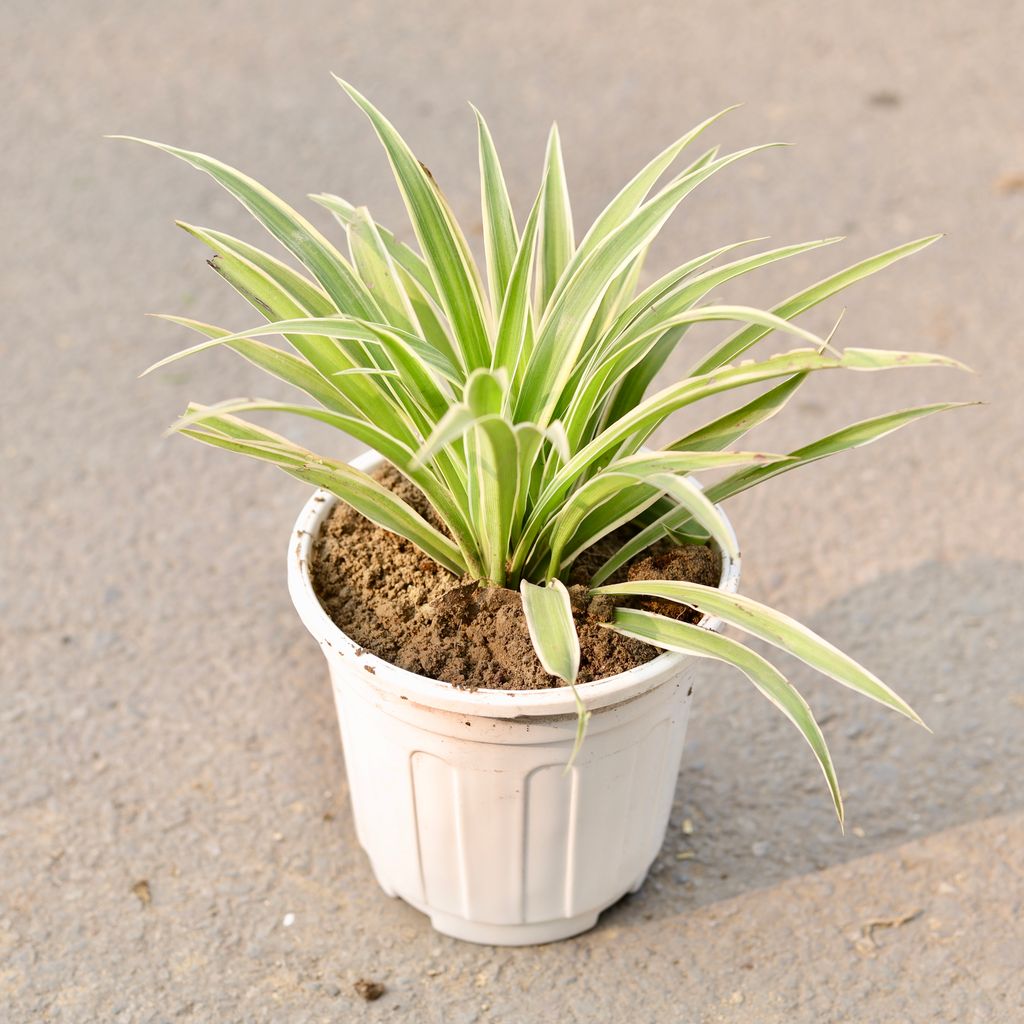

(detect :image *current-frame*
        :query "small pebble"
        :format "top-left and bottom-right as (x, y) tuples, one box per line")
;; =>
(354, 979), (385, 1001)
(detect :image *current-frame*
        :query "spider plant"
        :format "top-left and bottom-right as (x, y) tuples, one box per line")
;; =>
(117, 79), (969, 824)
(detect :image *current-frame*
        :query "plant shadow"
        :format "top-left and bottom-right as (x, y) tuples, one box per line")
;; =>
(598, 556), (1024, 929)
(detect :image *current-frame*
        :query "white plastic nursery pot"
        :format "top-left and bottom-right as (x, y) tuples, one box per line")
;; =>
(287, 451), (741, 946)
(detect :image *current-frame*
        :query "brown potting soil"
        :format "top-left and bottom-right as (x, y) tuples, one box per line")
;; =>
(310, 464), (722, 690)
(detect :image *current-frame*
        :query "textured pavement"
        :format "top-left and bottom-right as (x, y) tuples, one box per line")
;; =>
(3, 1), (1023, 1021)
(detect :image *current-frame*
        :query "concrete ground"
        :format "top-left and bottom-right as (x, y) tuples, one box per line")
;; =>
(3, 1), (1023, 1020)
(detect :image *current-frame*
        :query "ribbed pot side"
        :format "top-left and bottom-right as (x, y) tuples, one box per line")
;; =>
(287, 451), (741, 946)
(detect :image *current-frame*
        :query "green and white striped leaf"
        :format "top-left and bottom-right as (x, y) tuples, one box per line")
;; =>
(691, 236), (944, 375)
(559, 108), (739, 298)
(150, 316), (357, 416)
(473, 106), (519, 309)
(310, 192), (441, 303)
(564, 346), (964, 496)
(343, 206), (420, 333)
(147, 313), (416, 444)
(190, 315), (457, 395)
(598, 237), (841, 423)
(313, 197), (462, 372)
(412, 404), (476, 468)
(606, 608), (843, 823)
(516, 144), (781, 425)
(514, 345), (963, 581)
(595, 580), (924, 725)
(492, 186), (543, 379)
(540, 453), (763, 577)
(540, 481), (665, 578)
(520, 579), (580, 683)
(588, 504), (689, 588)
(521, 580), (587, 770)
(594, 401), (968, 581)
(614, 238), (842, 351)
(536, 124), (575, 310)
(170, 397), (476, 556)
(469, 415), (520, 582)
(176, 222), (336, 316)
(180, 409), (466, 574)
(112, 136), (380, 318)
(668, 372), (810, 452)
(702, 402), (974, 508)
(336, 79), (492, 369)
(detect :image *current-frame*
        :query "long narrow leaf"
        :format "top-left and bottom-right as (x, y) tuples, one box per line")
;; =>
(111, 136), (380, 318)
(668, 372), (811, 452)
(310, 192), (441, 303)
(541, 453), (761, 577)
(344, 206), (420, 333)
(492, 186), (543, 379)
(171, 397), (477, 560)
(599, 238), (841, 423)
(314, 195), (464, 373)
(520, 579), (580, 682)
(517, 144), (781, 425)
(181, 413), (466, 574)
(469, 415), (520, 582)
(606, 608), (843, 823)
(596, 580), (923, 725)
(558, 108), (739, 300)
(690, 236), (943, 375)
(473, 106), (519, 309)
(151, 316), (357, 417)
(512, 346), (965, 576)
(176, 222), (336, 316)
(536, 124), (575, 309)
(703, 402), (975, 508)
(336, 79), (492, 369)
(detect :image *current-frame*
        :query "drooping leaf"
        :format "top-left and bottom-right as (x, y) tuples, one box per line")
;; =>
(520, 579), (580, 683)
(595, 580), (924, 725)
(606, 608), (843, 823)
(178, 409), (466, 574)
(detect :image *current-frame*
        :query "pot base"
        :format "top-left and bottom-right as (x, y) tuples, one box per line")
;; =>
(427, 906), (601, 946)
(375, 860), (652, 946)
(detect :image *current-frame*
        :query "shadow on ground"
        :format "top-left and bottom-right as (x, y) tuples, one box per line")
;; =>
(599, 556), (1024, 929)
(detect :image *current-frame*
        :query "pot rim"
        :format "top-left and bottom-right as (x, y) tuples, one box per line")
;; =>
(287, 450), (741, 718)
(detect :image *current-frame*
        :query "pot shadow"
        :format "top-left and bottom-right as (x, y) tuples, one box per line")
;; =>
(598, 556), (1024, 930)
